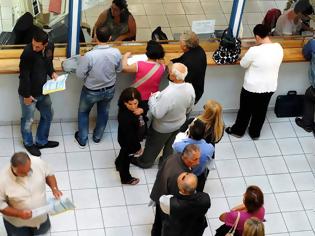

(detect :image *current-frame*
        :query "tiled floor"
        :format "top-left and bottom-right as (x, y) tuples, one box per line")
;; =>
(0, 111), (314, 236)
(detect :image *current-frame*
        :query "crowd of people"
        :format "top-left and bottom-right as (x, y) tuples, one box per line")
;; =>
(1, 0), (315, 232)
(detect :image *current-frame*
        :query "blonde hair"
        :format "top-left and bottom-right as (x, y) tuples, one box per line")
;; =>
(243, 217), (265, 236)
(180, 30), (199, 49)
(197, 100), (224, 143)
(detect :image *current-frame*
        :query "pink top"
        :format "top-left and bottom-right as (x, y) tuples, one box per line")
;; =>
(225, 207), (265, 235)
(134, 61), (165, 100)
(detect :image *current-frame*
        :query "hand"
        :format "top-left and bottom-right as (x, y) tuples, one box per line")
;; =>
(24, 96), (35, 105)
(52, 188), (63, 199)
(135, 148), (143, 156)
(51, 72), (58, 80)
(133, 108), (143, 116)
(124, 52), (132, 58)
(19, 209), (32, 219)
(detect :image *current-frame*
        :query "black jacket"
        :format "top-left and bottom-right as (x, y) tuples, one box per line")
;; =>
(171, 46), (207, 104)
(162, 192), (211, 236)
(18, 42), (55, 98)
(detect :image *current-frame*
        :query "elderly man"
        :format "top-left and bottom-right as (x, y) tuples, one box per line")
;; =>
(0, 152), (62, 235)
(159, 172), (211, 236)
(150, 144), (200, 236)
(132, 63), (195, 168)
(171, 30), (207, 104)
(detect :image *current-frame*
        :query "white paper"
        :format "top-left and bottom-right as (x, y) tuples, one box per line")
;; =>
(42, 74), (68, 95)
(127, 54), (148, 65)
(192, 20), (216, 34)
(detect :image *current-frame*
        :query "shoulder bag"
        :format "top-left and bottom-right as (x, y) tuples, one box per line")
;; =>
(131, 63), (161, 88)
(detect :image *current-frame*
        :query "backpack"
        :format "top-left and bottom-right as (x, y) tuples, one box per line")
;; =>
(151, 26), (168, 44)
(262, 8), (282, 32)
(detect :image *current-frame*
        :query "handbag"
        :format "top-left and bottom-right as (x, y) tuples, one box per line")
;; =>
(215, 211), (241, 236)
(213, 29), (241, 65)
(274, 90), (304, 117)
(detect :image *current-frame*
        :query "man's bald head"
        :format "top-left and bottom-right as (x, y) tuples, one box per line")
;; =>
(171, 63), (188, 82)
(177, 172), (198, 195)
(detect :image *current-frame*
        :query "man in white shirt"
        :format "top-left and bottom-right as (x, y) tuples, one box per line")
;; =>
(226, 24), (283, 139)
(0, 152), (62, 235)
(132, 63), (195, 168)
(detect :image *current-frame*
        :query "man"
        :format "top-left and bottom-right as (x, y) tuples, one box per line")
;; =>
(171, 30), (207, 104)
(0, 152), (62, 235)
(75, 26), (122, 147)
(150, 144), (200, 236)
(295, 37), (315, 134)
(274, 0), (314, 36)
(159, 172), (211, 236)
(225, 24), (283, 140)
(18, 28), (59, 157)
(132, 63), (195, 169)
(173, 119), (214, 192)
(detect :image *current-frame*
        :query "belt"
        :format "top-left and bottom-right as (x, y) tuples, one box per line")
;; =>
(84, 84), (115, 92)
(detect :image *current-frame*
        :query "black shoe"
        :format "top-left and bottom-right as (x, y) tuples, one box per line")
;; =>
(74, 131), (87, 148)
(295, 118), (313, 132)
(225, 127), (242, 138)
(248, 131), (260, 140)
(92, 136), (101, 143)
(36, 141), (59, 149)
(24, 144), (41, 156)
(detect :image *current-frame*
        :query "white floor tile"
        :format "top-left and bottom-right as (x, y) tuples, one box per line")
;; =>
(49, 122), (63, 136)
(245, 176), (273, 194)
(291, 172), (315, 191)
(232, 141), (259, 158)
(226, 196), (243, 209)
(128, 204), (154, 225)
(216, 159), (242, 178)
(132, 225), (152, 236)
(277, 138), (304, 155)
(98, 187), (125, 207)
(264, 213), (288, 234)
(268, 174), (296, 193)
(206, 197), (229, 219)
(41, 153), (68, 171)
(75, 208), (104, 230)
(290, 232), (315, 236)
(215, 142), (236, 160)
(298, 137), (315, 154)
(298, 191), (315, 210)
(282, 211), (312, 231)
(54, 171), (71, 190)
(0, 138), (14, 156)
(264, 193), (280, 213)
(130, 167), (147, 184)
(94, 168), (121, 187)
(67, 151), (93, 170)
(254, 139), (281, 157)
(89, 133), (114, 151)
(283, 154), (311, 173)
(63, 134), (90, 152)
(91, 150), (116, 169)
(105, 226), (132, 236)
(144, 168), (158, 184)
(259, 123), (274, 139)
(69, 170), (96, 189)
(110, 132), (120, 149)
(0, 156), (10, 169)
(222, 112), (237, 126)
(51, 231), (78, 236)
(0, 125), (12, 138)
(72, 188), (100, 209)
(102, 206), (130, 227)
(267, 111), (290, 123)
(270, 122), (296, 138)
(262, 156), (289, 174)
(78, 229), (105, 236)
(108, 120), (118, 133)
(204, 179), (225, 198)
(221, 177), (246, 196)
(61, 122), (77, 135)
(275, 192), (304, 212)
(50, 211), (77, 232)
(123, 185), (150, 205)
(238, 158), (265, 176)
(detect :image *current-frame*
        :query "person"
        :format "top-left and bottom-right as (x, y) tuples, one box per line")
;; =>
(274, 0), (314, 36)
(295, 37), (315, 134)
(122, 40), (166, 110)
(150, 144), (200, 236)
(171, 30), (207, 104)
(159, 172), (211, 236)
(0, 152), (62, 236)
(131, 63), (195, 169)
(243, 217), (265, 236)
(219, 186), (265, 236)
(115, 87), (147, 185)
(173, 119), (214, 191)
(93, 0), (136, 41)
(75, 26), (122, 147)
(18, 28), (59, 157)
(225, 24), (283, 140)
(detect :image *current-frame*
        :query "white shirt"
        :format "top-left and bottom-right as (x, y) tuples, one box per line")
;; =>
(274, 9), (302, 36)
(240, 43), (284, 93)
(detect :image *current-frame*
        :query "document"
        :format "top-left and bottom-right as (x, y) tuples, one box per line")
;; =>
(42, 74), (68, 95)
(32, 197), (75, 218)
(127, 54), (148, 65)
(192, 20), (216, 34)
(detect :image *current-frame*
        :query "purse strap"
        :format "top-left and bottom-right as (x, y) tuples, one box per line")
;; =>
(131, 63), (161, 88)
(228, 211), (241, 234)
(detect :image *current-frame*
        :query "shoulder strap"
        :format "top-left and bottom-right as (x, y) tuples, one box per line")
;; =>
(228, 211), (241, 234)
(131, 63), (161, 88)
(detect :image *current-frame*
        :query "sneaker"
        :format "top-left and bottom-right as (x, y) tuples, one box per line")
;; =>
(36, 141), (59, 149)
(295, 118), (313, 132)
(74, 131), (87, 149)
(24, 144), (41, 157)
(92, 136), (101, 144)
(225, 127), (242, 138)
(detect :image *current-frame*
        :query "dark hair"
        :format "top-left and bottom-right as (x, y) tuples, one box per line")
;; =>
(253, 24), (270, 38)
(189, 119), (205, 141)
(294, 0), (314, 15)
(11, 152), (30, 168)
(118, 87), (142, 108)
(112, 0), (128, 10)
(33, 28), (48, 44)
(146, 40), (165, 60)
(244, 186), (264, 213)
(96, 26), (111, 42)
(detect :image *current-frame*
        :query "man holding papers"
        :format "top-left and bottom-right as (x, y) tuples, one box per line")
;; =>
(75, 26), (122, 147)
(18, 28), (59, 157)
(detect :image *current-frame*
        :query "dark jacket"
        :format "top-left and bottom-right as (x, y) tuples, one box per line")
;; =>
(171, 46), (207, 104)
(18, 42), (55, 98)
(150, 154), (191, 202)
(162, 192), (211, 236)
(302, 38), (315, 88)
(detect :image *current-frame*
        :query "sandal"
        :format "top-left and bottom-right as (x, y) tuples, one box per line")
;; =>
(225, 127), (242, 138)
(122, 177), (140, 185)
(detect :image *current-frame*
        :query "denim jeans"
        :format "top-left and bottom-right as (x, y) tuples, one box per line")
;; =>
(78, 86), (115, 145)
(19, 95), (53, 146)
(4, 217), (50, 236)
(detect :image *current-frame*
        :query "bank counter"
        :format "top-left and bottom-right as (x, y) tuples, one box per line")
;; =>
(0, 37), (310, 123)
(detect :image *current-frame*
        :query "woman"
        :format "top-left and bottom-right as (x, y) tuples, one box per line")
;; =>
(243, 217), (265, 236)
(93, 0), (136, 41)
(115, 87), (147, 185)
(122, 40), (166, 109)
(219, 186), (265, 236)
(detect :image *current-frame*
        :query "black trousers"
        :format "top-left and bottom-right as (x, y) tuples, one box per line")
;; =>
(231, 88), (273, 138)
(151, 204), (167, 236)
(196, 168), (209, 192)
(115, 148), (132, 183)
(302, 86), (315, 128)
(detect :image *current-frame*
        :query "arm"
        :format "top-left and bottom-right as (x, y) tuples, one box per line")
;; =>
(19, 50), (32, 100)
(231, 203), (246, 211)
(115, 14), (137, 41)
(302, 39), (314, 61)
(240, 47), (253, 68)
(46, 175), (62, 199)
(219, 212), (227, 222)
(92, 10), (108, 41)
(46, 43), (56, 79)
(148, 92), (170, 119)
(122, 52), (137, 73)
(76, 55), (91, 80)
(159, 195), (173, 215)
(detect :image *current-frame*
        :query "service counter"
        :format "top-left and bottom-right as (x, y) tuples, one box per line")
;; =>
(0, 37), (311, 123)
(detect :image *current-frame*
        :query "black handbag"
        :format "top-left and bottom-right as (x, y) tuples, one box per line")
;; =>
(213, 29), (241, 65)
(151, 26), (168, 44)
(274, 90), (304, 117)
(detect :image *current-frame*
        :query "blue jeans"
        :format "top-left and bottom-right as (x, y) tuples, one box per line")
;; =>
(78, 86), (115, 145)
(19, 95), (53, 146)
(4, 217), (50, 236)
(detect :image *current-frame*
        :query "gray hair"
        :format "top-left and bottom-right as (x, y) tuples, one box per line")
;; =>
(171, 63), (188, 81)
(11, 152), (30, 167)
(182, 144), (200, 160)
(180, 30), (199, 49)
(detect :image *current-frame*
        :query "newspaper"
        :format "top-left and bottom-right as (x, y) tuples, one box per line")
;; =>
(32, 197), (75, 218)
(127, 54), (148, 65)
(42, 74), (68, 95)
